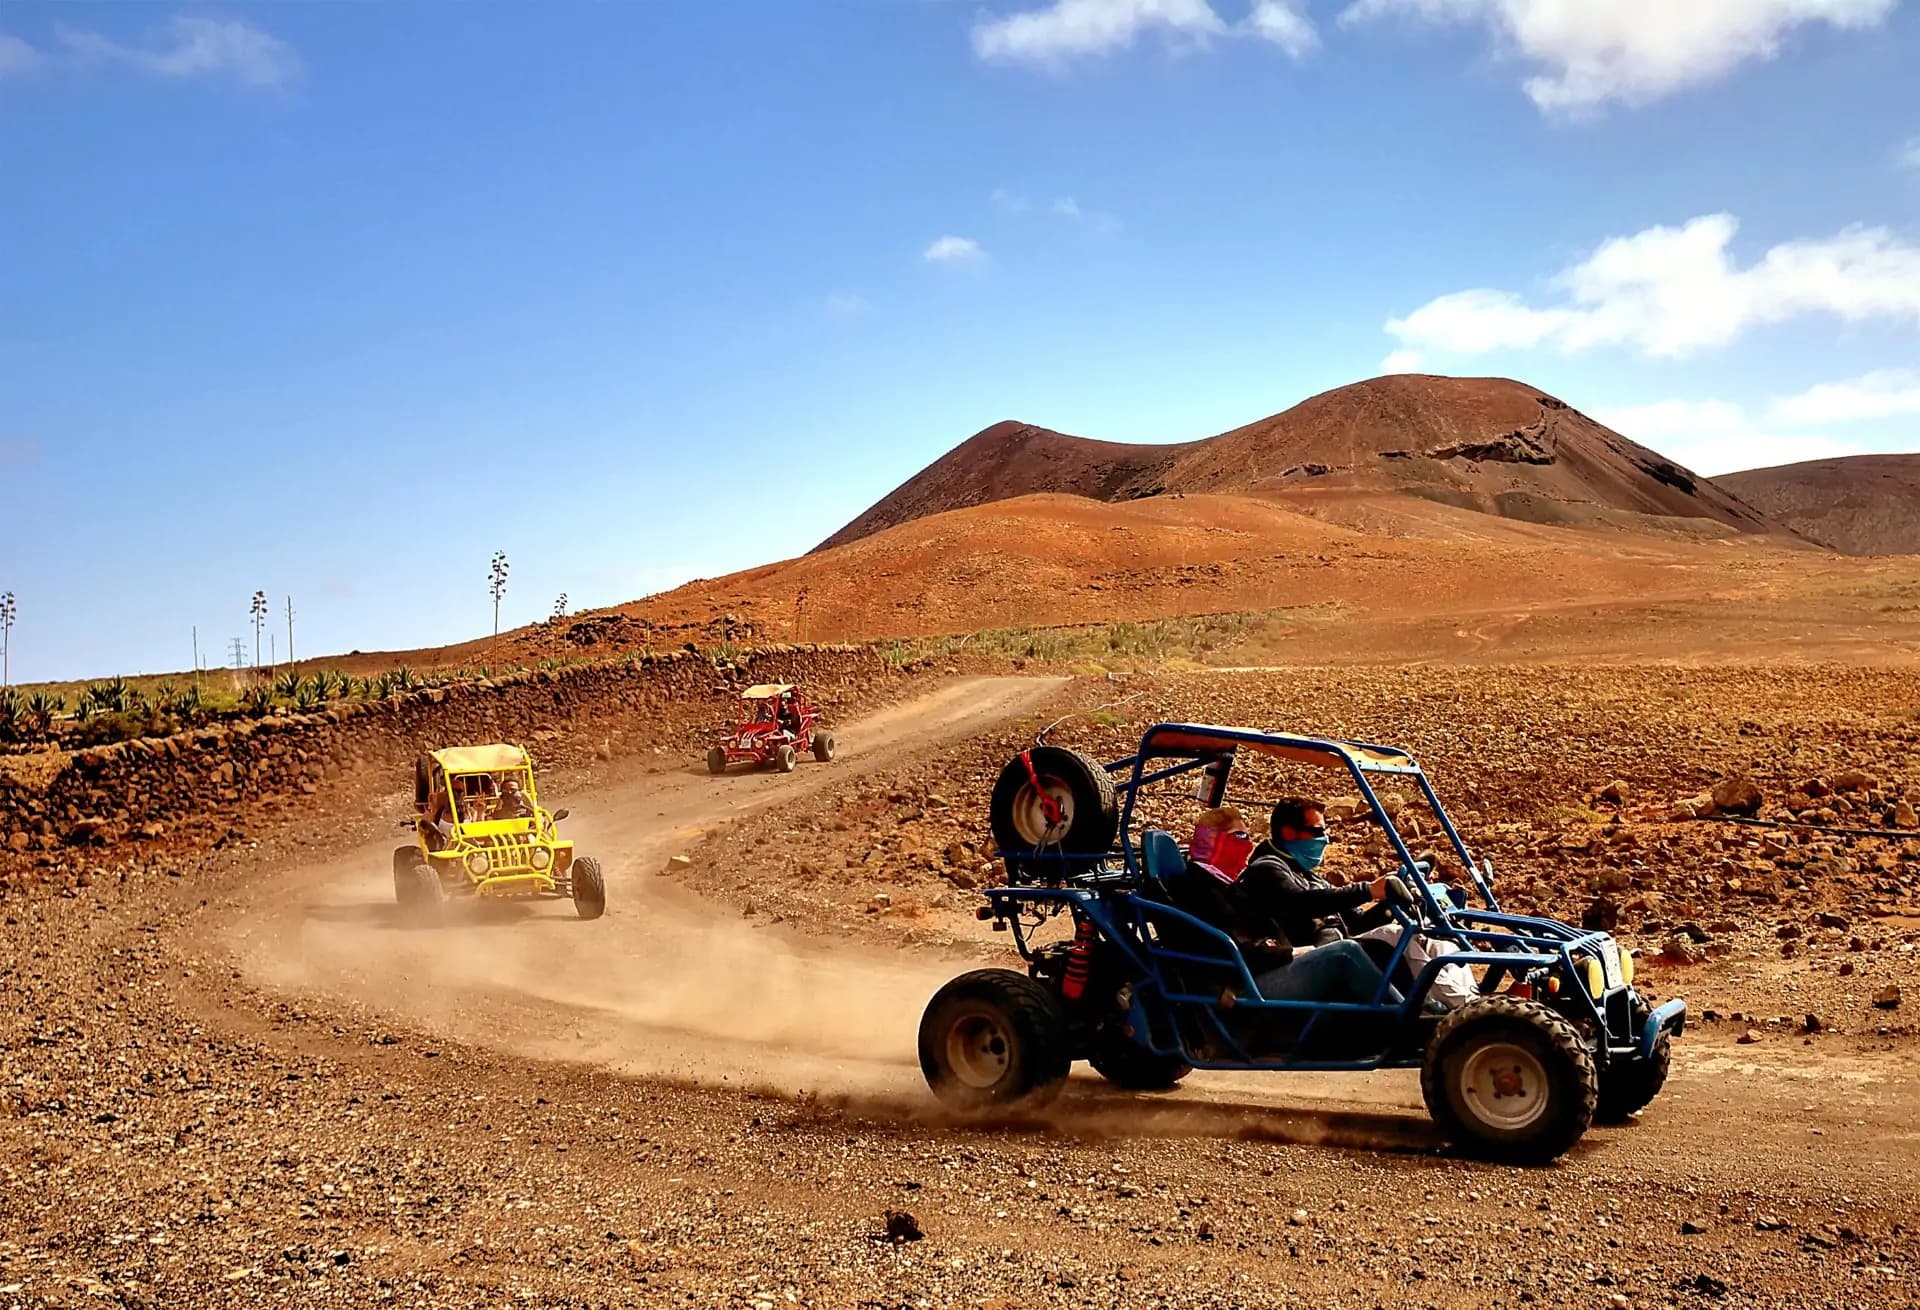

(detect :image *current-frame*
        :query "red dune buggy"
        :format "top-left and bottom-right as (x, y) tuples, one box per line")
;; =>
(707, 683), (836, 774)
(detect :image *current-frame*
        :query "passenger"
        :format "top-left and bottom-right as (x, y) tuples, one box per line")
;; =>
(777, 691), (802, 737)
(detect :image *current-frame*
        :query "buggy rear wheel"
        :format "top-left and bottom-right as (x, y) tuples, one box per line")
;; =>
(812, 730), (836, 762)
(988, 747), (1117, 877)
(706, 747), (727, 775)
(1421, 996), (1596, 1164)
(776, 744), (797, 773)
(571, 856), (606, 920)
(1088, 1029), (1191, 1092)
(919, 969), (1069, 1112)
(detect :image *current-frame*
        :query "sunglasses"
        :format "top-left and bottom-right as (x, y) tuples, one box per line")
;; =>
(1292, 824), (1328, 838)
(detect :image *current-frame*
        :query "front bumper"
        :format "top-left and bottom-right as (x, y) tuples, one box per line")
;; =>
(1641, 997), (1687, 1059)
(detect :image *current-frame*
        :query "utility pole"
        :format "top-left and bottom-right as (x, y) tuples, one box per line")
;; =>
(285, 596), (296, 671)
(192, 625), (200, 688)
(0, 591), (13, 687)
(229, 636), (246, 670)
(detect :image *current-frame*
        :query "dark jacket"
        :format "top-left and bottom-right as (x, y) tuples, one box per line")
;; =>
(1239, 840), (1384, 949)
(1162, 859), (1294, 974)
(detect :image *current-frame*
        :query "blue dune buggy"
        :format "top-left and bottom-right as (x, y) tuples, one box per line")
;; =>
(918, 724), (1686, 1163)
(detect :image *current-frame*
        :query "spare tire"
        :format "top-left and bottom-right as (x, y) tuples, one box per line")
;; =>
(989, 746), (1117, 879)
(414, 754), (431, 807)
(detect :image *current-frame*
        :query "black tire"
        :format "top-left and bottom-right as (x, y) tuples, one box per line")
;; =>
(919, 969), (1070, 1112)
(413, 755), (431, 807)
(571, 856), (606, 920)
(391, 844), (418, 885)
(776, 744), (797, 774)
(1421, 996), (1597, 1164)
(988, 747), (1118, 877)
(403, 860), (443, 923)
(1596, 998), (1672, 1122)
(707, 746), (727, 775)
(812, 730), (836, 762)
(1088, 1029), (1192, 1091)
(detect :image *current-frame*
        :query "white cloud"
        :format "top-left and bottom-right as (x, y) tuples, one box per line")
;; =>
(0, 31), (39, 77)
(991, 188), (1033, 215)
(1900, 137), (1920, 170)
(1379, 349), (1426, 373)
(972, 0), (1316, 68)
(1246, 0), (1320, 56)
(824, 292), (872, 318)
(1340, 0), (1894, 113)
(1386, 214), (1920, 360)
(923, 235), (986, 264)
(58, 16), (301, 88)
(1591, 397), (1861, 477)
(1768, 369), (1920, 424)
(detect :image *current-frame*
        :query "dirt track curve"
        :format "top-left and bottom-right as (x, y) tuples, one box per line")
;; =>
(7, 676), (1920, 1308)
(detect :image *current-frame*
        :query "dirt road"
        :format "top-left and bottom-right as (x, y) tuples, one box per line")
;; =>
(6, 675), (1920, 1308)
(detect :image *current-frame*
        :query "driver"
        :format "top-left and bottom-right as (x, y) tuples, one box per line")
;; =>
(1239, 796), (1405, 949)
(496, 774), (536, 820)
(776, 691), (802, 736)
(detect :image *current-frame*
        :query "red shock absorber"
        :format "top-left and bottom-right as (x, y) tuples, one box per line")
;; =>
(1061, 916), (1096, 1001)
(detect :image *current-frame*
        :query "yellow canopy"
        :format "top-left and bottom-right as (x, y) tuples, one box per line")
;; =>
(430, 744), (530, 774)
(741, 683), (793, 699)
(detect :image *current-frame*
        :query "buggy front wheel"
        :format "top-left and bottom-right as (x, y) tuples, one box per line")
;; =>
(706, 747), (727, 775)
(1597, 998), (1671, 1122)
(919, 970), (1069, 1112)
(399, 860), (443, 924)
(571, 856), (606, 920)
(775, 744), (797, 773)
(1421, 997), (1596, 1164)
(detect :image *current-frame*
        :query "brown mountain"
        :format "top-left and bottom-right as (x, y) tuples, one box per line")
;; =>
(1714, 454), (1920, 556)
(818, 374), (1782, 550)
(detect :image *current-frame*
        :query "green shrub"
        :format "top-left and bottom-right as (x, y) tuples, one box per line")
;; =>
(70, 706), (180, 747)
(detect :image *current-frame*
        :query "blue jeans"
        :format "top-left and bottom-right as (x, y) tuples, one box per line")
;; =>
(1253, 940), (1403, 1007)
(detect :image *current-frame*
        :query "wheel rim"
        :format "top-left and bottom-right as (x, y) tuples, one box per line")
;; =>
(1009, 779), (1074, 846)
(1458, 1041), (1550, 1132)
(945, 1011), (1014, 1090)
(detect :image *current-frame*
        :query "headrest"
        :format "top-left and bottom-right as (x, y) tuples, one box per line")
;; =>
(1141, 829), (1185, 884)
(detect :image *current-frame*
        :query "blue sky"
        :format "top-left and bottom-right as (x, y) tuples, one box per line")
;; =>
(2, 0), (1917, 682)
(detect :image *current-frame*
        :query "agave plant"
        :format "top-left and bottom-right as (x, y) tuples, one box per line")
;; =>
(241, 683), (275, 716)
(0, 688), (18, 740)
(24, 691), (62, 738)
(391, 665), (417, 691)
(272, 670), (302, 701)
(80, 678), (132, 717)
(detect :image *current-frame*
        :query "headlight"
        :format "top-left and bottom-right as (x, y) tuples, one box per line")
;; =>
(466, 852), (490, 876)
(1621, 949), (1635, 987)
(529, 847), (552, 871)
(1582, 957), (1606, 998)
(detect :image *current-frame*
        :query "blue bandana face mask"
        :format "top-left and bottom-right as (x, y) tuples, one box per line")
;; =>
(1278, 835), (1329, 871)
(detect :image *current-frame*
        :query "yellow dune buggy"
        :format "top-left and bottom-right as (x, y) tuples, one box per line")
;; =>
(391, 743), (605, 921)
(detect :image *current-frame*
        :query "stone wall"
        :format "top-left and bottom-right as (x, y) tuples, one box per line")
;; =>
(0, 643), (922, 879)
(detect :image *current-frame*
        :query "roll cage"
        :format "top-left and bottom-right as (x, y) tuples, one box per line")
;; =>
(985, 723), (1683, 1073)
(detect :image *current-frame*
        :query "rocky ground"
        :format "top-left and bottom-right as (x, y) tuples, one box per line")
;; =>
(3, 668), (1919, 1308)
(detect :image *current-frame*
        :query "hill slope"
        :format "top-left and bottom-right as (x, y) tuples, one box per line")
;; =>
(1714, 454), (1920, 556)
(819, 375), (1780, 550)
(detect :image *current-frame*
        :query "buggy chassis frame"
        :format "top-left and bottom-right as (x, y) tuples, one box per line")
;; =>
(984, 723), (1686, 1073)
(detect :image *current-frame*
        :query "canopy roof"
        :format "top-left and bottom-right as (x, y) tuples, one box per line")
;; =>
(1138, 723), (1419, 773)
(430, 744), (530, 774)
(740, 683), (794, 699)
